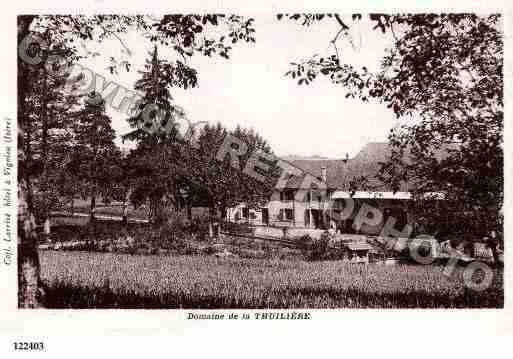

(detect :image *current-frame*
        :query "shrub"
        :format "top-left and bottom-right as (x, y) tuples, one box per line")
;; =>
(297, 234), (313, 251)
(297, 231), (344, 261)
(221, 221), (253, 236)
(308, 231), (331, 261)
(189, 217), (210, 241)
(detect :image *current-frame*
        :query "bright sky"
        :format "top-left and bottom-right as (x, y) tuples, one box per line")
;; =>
(80, 15), (399, 159)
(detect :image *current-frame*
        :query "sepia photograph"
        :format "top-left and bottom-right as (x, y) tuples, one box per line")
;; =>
(16, 12), (504, 310)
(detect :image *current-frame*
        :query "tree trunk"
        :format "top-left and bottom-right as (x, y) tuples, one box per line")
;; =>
(90, 195), (96, 222)
(219, 205), (227, 236)
(208, 222), (214, 239)
(122, 189), (131, 225)
(122, 204), (128, 225)
(18, 182), (44, 308)
(17, 14), (43, 309)
(43, 218), (51, 236)
(149, 195), (165, 225)
(490, 245), (500, 265)
(488, 231), (501, 266)
(40, 67), (51, 238)
(220, 205), (227, 221)
(18, 217), (44, 308)
(186, 205), (192, 222)
(148, 199), (153, 223)
(208, 206), (215, 239)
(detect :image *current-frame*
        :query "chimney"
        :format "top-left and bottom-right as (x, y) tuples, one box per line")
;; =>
(321, 166), (327, 183)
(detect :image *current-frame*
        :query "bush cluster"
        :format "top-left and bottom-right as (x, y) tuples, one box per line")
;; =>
(48, 217), (214, 256)
(297, 232), (345, 261)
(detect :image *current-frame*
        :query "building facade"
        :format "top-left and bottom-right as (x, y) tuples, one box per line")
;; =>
(227, 143), (416, 236)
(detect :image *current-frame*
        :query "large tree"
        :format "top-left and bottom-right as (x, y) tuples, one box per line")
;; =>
(184, 123), (277, 237)
(68, 92), (122, 221)
(281, 14), (503, 260)
(122, 45), (195, 224)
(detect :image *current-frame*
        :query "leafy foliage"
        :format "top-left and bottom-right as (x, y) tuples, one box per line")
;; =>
(184, 123), (278, 221)
(67, 93), (123, 214)
(122, 45), (277, 226)
(122, 46), (200, 223)
(17, 13), (257, 307)
(281, 14), (503, 244)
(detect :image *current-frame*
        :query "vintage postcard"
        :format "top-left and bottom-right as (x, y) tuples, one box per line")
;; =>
(0, 0), (512, 355)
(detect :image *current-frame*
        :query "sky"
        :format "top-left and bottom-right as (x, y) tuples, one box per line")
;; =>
(80, 15), (399, 159)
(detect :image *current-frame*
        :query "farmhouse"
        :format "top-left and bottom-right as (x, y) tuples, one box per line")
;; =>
(227, 142), (427, 236)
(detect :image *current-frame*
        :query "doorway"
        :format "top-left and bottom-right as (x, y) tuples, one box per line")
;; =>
(262, 208), (269, 226)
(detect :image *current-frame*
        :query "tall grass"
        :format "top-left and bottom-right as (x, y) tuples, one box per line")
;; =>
(39, 251), (503, 309)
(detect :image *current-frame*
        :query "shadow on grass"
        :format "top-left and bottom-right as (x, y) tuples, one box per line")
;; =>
(42, 281), (503, 309)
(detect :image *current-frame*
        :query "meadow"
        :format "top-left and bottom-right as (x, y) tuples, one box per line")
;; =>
(40, 250), (503, 309)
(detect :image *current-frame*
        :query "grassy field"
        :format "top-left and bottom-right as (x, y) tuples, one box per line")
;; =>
(39, 250), (503, 309)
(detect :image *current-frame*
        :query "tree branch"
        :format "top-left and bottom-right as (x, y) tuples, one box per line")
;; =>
(110, 31), (132, 56)
(334, 14), (349, 30)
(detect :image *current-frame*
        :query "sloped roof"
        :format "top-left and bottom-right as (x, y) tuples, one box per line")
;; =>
(286, 142), (457, 192)
(287, 142), (405, 191)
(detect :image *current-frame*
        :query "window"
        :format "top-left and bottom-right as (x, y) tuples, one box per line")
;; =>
(262, 208), (269, 225)
(280, 190), (295, 201)
(278, 208), (294, 221)
(385, 208), (408, 229)
(242, 207), (249, 219)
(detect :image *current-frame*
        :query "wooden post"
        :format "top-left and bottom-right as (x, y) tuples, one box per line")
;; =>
(292, 192), (295, 227)
(122, 189), (131, 225)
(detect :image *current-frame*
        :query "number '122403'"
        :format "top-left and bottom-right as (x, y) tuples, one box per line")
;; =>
(13, 342), (44, 351)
